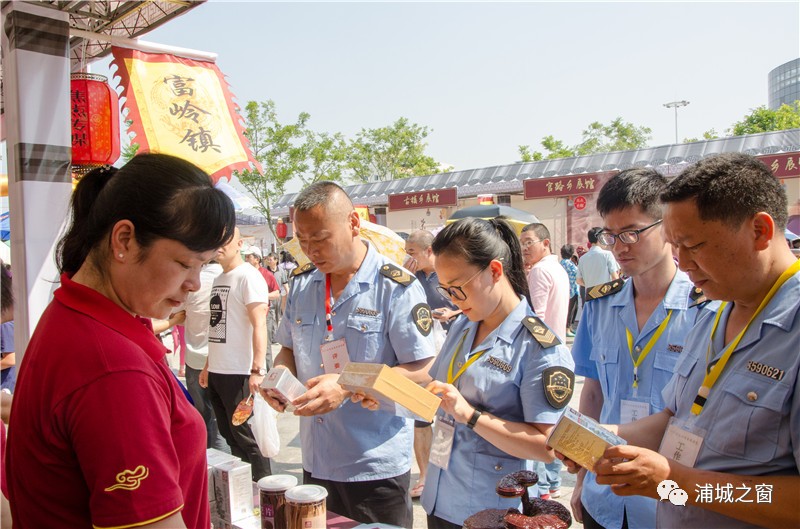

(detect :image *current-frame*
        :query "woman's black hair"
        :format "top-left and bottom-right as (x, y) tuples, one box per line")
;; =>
(1, 263), (12, 313)
(431, 217), (530, 307)
(57, 153), (236, 274)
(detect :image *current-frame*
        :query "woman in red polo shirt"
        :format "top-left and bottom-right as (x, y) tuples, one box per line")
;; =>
(6, 154), (236, 529)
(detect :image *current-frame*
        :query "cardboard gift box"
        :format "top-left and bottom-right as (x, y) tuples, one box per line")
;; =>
(260, 367), (307, 411)
(337, 362), (440, 422)
(213, 459), (254, 523)
(546, 407), (626, 472)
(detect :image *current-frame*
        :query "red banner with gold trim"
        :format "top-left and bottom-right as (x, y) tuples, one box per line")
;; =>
(110, 47), (259, 183)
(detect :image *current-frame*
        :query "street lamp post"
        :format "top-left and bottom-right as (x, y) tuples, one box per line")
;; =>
(663, 100), (690, 144)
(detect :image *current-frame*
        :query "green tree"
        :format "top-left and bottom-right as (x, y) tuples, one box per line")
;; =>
(348, 117), (442, 182)
(302, 130), (349, 186)
(120, 120), (139, 163)
(234, 100), (309, 234)
(518, 118), (652, 161)
(730, 102), (800, 136)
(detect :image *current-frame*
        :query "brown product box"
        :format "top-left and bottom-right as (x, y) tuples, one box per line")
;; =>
(260, 367), (307, 411)
(546, 407), (627, 472)
(337, 362), (441, 422)
(213, 460), (254, 523)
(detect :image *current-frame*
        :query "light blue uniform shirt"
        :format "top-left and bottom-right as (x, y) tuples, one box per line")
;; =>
(275, 242), (436, 482)
(421, 298), (575, 526)
(658, 271), (800, 529)
(572, 271), (709, 529)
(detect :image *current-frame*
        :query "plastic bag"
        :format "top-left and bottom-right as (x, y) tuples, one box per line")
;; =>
(252, 392), (281, 458)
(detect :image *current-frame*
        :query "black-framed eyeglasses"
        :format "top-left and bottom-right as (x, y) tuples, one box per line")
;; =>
(598, 219), (663, 246)
(436, 266), (487, 301)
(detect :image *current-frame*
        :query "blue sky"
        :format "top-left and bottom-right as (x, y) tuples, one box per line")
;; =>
(96, 1), (799, 173)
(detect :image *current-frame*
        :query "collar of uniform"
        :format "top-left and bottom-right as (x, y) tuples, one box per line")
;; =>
(734, 271), (800, 353)
(309, 240), (378, 285)
(54, 273), (169, 363)
(609, 269), (693, 311)
(465, 296), (529, 354)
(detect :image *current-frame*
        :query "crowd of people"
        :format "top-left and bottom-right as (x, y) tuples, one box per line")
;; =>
(0, 151), (798, 529)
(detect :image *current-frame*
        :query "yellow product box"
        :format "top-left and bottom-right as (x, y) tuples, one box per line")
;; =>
(546, 407), (626, 471)
(337, 362), (441, 422)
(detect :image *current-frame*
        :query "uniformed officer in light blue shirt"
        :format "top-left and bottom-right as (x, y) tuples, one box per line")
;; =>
(418, 218), (575, 529)
(266, 182), (436, 528)
(571, 168), (712, 529)
(559, 153), (800, 529)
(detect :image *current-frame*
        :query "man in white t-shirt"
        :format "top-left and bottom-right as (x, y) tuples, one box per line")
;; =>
(200, 228), (271, 480)
(183, 261), (228, 452)
(576, 227), (620, 298)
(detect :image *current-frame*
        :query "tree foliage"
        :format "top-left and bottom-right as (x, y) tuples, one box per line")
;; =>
(518, 118), (652, 162)
(730, 102), (800, 136)
(302, 130), (349, 186)
(348, 118), (441, 182)
(234, 100), (309, 232)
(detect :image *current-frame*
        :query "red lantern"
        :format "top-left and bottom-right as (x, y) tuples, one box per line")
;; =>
(276, 218), (288, 239)
(71, 73), (120, 173)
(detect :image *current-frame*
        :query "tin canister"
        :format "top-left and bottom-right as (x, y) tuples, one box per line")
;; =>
(257, 474), (298, 529)
(285, 484), (328, 529)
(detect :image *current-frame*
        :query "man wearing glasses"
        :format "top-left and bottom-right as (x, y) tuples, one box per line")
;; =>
(570, 168), (712, 529)
(577, 227), (621, 300)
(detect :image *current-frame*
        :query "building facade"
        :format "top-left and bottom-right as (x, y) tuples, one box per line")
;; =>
(769, 58), (800, 110)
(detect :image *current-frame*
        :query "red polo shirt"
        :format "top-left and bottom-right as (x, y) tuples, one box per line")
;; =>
(7, 274), (209, 529)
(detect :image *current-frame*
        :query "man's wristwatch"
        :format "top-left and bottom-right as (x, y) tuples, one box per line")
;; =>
(250, 367), (267, 376)
(466, 408), (482, 429)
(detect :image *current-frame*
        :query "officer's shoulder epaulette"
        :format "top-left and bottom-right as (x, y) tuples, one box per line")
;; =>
(586, 279), (625, 301)
(379, 263), (416, 286)
(521, 315), (562, 348)
(688, 286), (710, 308)
(291, 262), (316, 277)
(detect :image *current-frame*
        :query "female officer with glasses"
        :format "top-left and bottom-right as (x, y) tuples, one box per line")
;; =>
(419, 217), (575, 529)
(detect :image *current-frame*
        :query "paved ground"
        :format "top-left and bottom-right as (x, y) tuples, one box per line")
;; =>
(167, 340), (584, 528)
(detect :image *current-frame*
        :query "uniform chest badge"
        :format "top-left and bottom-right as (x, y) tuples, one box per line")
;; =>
(543, 367), (574, 409)
(486, 356), (513, 373)
(412, 303), (433, 336)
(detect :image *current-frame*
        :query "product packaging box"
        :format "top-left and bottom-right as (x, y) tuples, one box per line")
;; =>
(215, 515), (261, 529)
(207, 448), (238, 504)
(261, 367), (307, 411)
(337, 362), (441, 422)
(213, 460), (254, 523)
(546, 407), (626, 471)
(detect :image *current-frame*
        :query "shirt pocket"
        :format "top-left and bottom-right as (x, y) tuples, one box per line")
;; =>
(346, 315), (383, 363)
(650, 351), (680, 410)
(470, 452), (527, 510)
(292, 311), (320, 376)
(589, 346), (619, 400)
(704, 372), (790, 462)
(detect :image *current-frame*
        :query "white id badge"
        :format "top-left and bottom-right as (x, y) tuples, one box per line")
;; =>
(429, 415), (456, 470)
(320, 338), (350, 374)
(620, 399), (650, 424)
(658, 416), (706, 468)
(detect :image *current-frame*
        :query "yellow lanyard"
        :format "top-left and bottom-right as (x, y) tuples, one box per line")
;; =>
(625, 310), (673, 389)
(691, 258), (800, 415)
(447, 330), (489, 385)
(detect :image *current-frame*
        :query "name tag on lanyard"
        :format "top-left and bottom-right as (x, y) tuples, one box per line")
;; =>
(658, 416), (705, 468)
(320, 338), (350, 375)
(620, 399), (650, 424)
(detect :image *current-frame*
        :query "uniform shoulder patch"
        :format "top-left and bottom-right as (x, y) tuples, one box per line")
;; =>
(521, 316), (562, 348)
(380, 263), (416, 286)
(542, 367), (575, 409)
(586, 279), (625, 301)
(292, 262), (316, 277)
(689, 286), (709, 308)
(412, 303), (433, 336)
